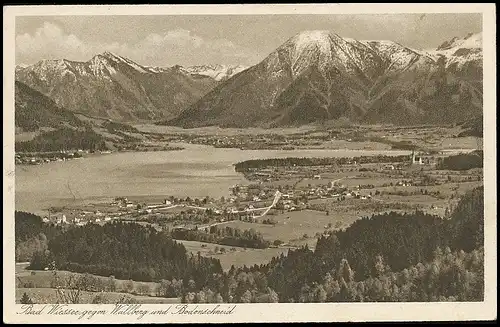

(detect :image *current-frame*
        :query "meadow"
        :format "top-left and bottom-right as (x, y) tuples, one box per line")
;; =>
(15, 265), (181, 304)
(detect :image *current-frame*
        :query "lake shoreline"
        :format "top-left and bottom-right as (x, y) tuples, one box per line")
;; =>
(15, 142), (476, 215)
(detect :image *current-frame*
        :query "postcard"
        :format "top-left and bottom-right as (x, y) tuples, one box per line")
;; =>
(3, 3), (496, 323)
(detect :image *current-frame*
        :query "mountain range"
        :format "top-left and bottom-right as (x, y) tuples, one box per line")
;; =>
(170, 30), (482, 127)
(15, 30), (482, 128)
(15, 52), (246, 122)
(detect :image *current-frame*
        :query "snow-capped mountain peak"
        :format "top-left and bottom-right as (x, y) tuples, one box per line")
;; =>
(426, 32), (482, 69)
(181, 64), (248, 81)
(292, 30), (336, 49)
(270, 30), (433, 79)
(436, 32), (482, 51)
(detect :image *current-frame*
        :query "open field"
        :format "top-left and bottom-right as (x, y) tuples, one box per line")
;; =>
(222, 209), (347, 244)
(16, 288), (180, 304)
(175, 239), (289, 270)
(15, 263), (182, 304)
(134, 124), (318, 136)
(17, 266), (157, 296)
(213, 247), (290, 270)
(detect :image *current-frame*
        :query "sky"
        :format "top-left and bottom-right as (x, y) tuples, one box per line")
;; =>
(15, 14), (482, 67)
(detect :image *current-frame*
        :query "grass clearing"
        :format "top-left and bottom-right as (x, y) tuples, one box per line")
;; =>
(223, 209), (345, 243)
(16, 288), (180, 304)
(175, 239), (290, 270)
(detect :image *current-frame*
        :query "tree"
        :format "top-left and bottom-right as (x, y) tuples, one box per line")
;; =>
(116, 295), (138, 304)
(184, 292), (196, 303)
(92, 294), (107, 304)
(314, 285), (328, 302)
(240, 290), (252, 303)
(188, 279), (197, 291)
(54, 275), (84, 304)
(20, 292), (33, 304)
(337, 259), (355, 283)
(268, 288), (279, 303)
(214, 293), (223, 303)
(196, 290), (206, 303)
(124, 279), (134, 293)
(138, 284), (151, 296)
(374, 255), (390, 277)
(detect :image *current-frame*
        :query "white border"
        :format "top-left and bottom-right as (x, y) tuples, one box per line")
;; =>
(3, 4), (497, 323)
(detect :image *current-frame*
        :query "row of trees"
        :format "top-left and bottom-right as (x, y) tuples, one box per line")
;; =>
(296, 247), (483, 302)
(171, 225), (270, 249)
(234, 155), (410, 172)
(15, 127), (108, 152)
(436, 151), (483, 170)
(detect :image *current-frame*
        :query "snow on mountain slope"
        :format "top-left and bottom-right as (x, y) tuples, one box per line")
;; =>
(426, 32), (482, 70)
(181, 64), (248, 81)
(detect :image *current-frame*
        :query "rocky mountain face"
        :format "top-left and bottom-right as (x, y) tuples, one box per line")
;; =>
(15, 52), (225, 122)
(168, 30), (482, 128)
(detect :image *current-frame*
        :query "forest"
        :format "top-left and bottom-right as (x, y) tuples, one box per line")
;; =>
(15, 186), (483, 303)
(234, 155), (410, 172)
(171, 225), (271, 249)
(436, 150), (483, 170)
(15, 127), (108, 152)
(29, 222), (224, 290)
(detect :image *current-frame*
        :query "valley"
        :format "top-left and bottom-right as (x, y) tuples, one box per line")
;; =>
(13, 24), (485, 305)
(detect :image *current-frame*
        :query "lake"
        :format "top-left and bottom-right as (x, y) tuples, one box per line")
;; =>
(15, 143), (412, 214)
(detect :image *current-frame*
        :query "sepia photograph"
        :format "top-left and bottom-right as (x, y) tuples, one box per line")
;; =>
(3, 3), (496, 323)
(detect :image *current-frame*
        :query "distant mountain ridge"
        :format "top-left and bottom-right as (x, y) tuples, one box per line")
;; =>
(180, 64), (248, 81)
(168, 30), (482, 128)
(15, 52), (245, 122)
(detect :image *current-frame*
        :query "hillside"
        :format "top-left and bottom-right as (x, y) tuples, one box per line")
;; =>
(168, 31), (482, 128)
(15, 81), (84, 132)
(15, 52), (225, 122)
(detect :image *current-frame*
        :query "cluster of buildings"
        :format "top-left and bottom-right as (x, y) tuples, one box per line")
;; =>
(15, 151), (85, 165)
(43, 210), (116, 226)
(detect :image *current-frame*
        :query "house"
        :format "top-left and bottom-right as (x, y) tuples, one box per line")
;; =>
(411, 151), (424, 165)
(313, 175), (321, 179)
(383, 164), (395, 170)
(164, 199), (172, 205)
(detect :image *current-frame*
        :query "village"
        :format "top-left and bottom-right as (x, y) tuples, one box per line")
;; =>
(14, 149), (113, 166)
(43, 150), (482, 235)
